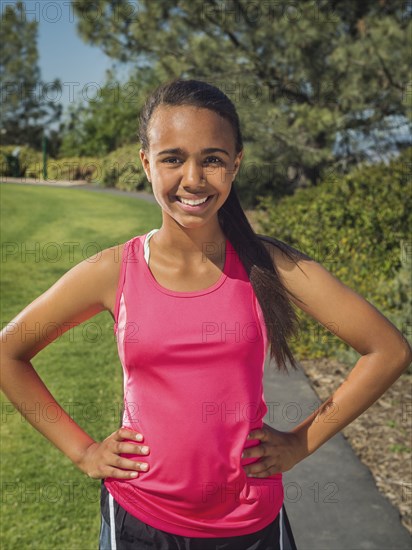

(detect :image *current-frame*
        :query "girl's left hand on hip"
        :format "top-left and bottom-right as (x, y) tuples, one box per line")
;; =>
(241, 422), (304, 477)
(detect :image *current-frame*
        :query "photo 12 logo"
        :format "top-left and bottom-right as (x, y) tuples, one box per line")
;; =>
(1, 1), (140, 24)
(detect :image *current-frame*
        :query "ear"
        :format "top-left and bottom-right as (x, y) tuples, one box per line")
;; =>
(232, 149), (244, 180)
(139, 148), (151, 182)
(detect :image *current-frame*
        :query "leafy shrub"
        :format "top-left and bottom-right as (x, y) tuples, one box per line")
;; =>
(1, 142), (152, 192)
(0, 145), (102, 182)
(99, 144), (150, 192)
(45, 157), (102, 181)
(255, 148), (412, 364)
(0, 145), (42, 177)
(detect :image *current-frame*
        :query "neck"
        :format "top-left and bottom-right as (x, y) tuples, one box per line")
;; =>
(153, 217), (226, 261)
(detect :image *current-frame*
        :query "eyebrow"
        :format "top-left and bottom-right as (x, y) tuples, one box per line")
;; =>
(157, 147), (230, 157)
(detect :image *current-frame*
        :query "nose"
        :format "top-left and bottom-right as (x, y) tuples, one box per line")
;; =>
(182, 158), (205, 188)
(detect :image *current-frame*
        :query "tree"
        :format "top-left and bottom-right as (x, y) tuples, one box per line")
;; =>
(59, 67), (158, 157)
(72, 0), (411, 203)
(0, 1), (62, 150)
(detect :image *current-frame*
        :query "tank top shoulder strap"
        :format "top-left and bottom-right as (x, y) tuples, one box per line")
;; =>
(113, 233), (144, 332)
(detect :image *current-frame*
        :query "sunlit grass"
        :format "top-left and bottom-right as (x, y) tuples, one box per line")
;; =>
(0, 183), (161, 549)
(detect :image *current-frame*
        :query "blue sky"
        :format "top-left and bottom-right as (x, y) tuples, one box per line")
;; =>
(3, 0), (131, 116)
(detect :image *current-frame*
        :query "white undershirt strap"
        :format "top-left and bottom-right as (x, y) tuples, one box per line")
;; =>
(144, 228), (160, 264)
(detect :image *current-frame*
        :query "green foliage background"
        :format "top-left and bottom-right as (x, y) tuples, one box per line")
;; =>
(255, 147), (412, 364)
(0, 145), (150, 192)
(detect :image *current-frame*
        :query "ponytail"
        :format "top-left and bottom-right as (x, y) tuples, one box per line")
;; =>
(218, 185), (310, 372)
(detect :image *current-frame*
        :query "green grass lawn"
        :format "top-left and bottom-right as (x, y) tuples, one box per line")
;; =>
(0, 183), (161, 549)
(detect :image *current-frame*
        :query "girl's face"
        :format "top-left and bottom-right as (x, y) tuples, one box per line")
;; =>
(139, 105), (243, 230)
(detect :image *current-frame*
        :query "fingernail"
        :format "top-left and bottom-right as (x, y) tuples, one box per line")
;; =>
(130, 472), (138, 477)
(141, 463), (149, 470)
(141, 446), (149, 454)
(136, 434), (143, 441)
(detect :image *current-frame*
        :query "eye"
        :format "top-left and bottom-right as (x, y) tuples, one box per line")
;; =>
(162, 157), (182, 164)
(204, 156), (224, 166)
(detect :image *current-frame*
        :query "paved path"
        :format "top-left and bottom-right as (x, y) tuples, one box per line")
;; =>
(264, 357), (411, 549)
(3, 176), (411, 548)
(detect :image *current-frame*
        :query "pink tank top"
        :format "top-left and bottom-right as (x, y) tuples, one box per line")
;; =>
(104, 231), (284, 537)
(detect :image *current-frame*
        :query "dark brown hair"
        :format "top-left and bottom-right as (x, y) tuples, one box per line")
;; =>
(138, 79), (310, 372)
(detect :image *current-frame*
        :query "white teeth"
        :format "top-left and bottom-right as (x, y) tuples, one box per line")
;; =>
(178, 196), (209, 206)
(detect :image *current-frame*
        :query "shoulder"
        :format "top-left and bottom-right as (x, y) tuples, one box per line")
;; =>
(255, 234), (409, 357)
(75, 242), (126, 281)
(256, 233), (338, 309)
(51, 241), (129, 313)
(87, 241), (129, 308)
(257, 234), (313, 272)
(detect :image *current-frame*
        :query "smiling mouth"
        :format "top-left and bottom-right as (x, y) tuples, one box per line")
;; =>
(175, 195), (214, 206)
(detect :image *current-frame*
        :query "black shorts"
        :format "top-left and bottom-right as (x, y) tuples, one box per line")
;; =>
(99, 481), (298, 549)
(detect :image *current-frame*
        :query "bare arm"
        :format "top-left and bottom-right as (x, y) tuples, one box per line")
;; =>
(0, 245), (149, 479)
(243, 242), (412, 474)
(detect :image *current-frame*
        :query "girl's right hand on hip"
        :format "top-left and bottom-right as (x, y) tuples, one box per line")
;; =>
(77, 427), (150, 479)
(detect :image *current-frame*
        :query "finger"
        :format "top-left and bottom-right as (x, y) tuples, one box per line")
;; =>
(96, 455), (150, 479)
(115, 442), (150, 456)
(247, 469), (269, 478)
(100, 466), (141, 480)
(250, 464), (282, 477)
(115, 428), (144, 442)
(244, 458), (274, 477)
(113, 456), (150, 473)
(247, 429), (265, 441)
(241, 444), (265, 460)
(87, 463), (141, 480)
(244, 457), (266, 476)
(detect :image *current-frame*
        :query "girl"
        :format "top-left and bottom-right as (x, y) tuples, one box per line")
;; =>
(1, 79), (411, 550)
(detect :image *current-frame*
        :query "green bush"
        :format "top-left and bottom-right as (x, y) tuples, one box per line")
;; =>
(0, 145), (42, 177)
(0, 142), (152, 191)
(0, 145), (102, 182)
(99, 144), (150, 192)
(45, 157), (102, 181)
(255, 148), (412, 364)
(47, 145), (150, 190)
